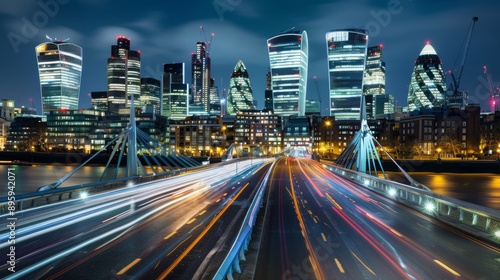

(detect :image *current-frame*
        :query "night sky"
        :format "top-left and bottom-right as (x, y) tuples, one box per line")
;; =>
(1, 0), (499, 114)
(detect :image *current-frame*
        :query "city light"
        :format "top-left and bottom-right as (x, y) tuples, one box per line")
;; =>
(424, 201), (436, 213)
(388, 188), (397, 198)
(80, 191), (89, 199)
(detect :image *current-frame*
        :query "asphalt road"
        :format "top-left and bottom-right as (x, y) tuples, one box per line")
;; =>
(256, 157), (500, 279)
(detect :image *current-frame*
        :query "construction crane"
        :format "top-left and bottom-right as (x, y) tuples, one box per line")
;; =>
(313, 76), (323, 115)
(199, 26), (214, 57)
(449, 16), (479, 96)
(484, 65), (500, 111)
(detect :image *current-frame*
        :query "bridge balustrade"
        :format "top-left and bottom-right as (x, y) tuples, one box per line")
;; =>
(0, 163), (220, 215)
(325, 164), (500, 246)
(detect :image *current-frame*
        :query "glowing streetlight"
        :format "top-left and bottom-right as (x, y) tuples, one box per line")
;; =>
(424, 201), (436, 213)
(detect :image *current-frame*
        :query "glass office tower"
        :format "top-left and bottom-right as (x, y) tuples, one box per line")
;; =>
(191, 41), (211, 113)
(267, 29), (308, 117)
(35, 40), (82, 115)
(227, 60), (256, 115)
(140, 78), (161, 114)
(407, 42), (446, 111)
(163, 63), (188, 120)
(325, 29), (368, 120)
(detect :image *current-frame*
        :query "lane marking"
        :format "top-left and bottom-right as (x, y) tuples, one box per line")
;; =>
(434, 259), (461, 276)
(157, 183), (250, 279)
(117, 258), (141, 275)
(197, 209), (206, 216)
(164, 231), (176, 240)
(186, 218), (196, 224)
(167, 235), (192, 257)
(351, 251), (376, 276)
(334, 258), (345, 273)
(326, 192), (343, 210)
(321, 232), (327, 242)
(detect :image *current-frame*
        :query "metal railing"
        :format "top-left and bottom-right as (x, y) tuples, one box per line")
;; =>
(213, 160), (276, 280)
(325, 164), (500, 246)
(0, 162), (223, 215)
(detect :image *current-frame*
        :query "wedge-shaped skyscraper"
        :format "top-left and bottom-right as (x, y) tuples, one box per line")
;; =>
(227, 60), (256, 115)
(36, 40), (82, 115)
(407, 42), (446, 111)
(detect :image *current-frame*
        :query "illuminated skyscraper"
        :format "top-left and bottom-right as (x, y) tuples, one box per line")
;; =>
(140, 78), (161, 114)
(191, 41), (211, 113)
(363, 45), (386, 119)
(163, 63), (188, 120)
(407, 42), (446, 111)
(107, 36), (141, 114)
(35, 40), (82, 115)
(227, 60), (256, 115)
(326, 29), (368, 120)
(264, 71), (273, 111)
(267, 29), (308, 117)
(209, 78), (221, 115)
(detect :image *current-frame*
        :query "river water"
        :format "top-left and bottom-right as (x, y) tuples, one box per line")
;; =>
(1, 165), (499, 210)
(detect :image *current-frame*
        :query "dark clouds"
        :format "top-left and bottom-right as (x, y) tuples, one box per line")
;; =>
(0, 0), (498, 113)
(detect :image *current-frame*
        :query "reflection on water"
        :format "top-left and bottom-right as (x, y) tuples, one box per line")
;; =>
(0, 164), (125, 196)
(386, 172), (500, 210)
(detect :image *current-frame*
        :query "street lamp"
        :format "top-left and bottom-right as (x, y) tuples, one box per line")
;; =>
(436, 147), (442, 159)
(325, 120), (332, 158)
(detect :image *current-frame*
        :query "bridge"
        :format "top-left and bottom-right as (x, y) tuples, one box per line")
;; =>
(1, 97), (500, 279)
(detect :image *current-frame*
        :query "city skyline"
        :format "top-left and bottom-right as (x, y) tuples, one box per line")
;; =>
(1, 0), (499, 114)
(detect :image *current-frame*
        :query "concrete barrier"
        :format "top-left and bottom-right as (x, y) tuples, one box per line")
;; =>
(213, 160), (276, 280)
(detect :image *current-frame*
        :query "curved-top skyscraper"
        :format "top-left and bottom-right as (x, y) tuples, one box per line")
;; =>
(407, 42), (446, 111)
(36, 40), (82, 115)
(267, 29), (308, 116)
(227, 60), (256, 115)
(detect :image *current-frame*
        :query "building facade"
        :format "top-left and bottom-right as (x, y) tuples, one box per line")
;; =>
(163, 63), (189, 120)
(407, 42), (446, 112)
(227, 60), (256, 115)
(209, 78), (221, 115)
(191, 42), (211, 113)
(91, 91), (108, 112)
(364, 45), (386, 119)
(168, 115), (221, 156)
(234, 109), (282, 155)
(107, 36), (141, 114)
(326, 28), (368, 120)
(5, 117), (46, 151)
(399, 105), (480, 158)
(140, 77), (161, 114)
(46, 109), (105, 153)
(35, 40), (82, 115)
(267, 29), (308, 117)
